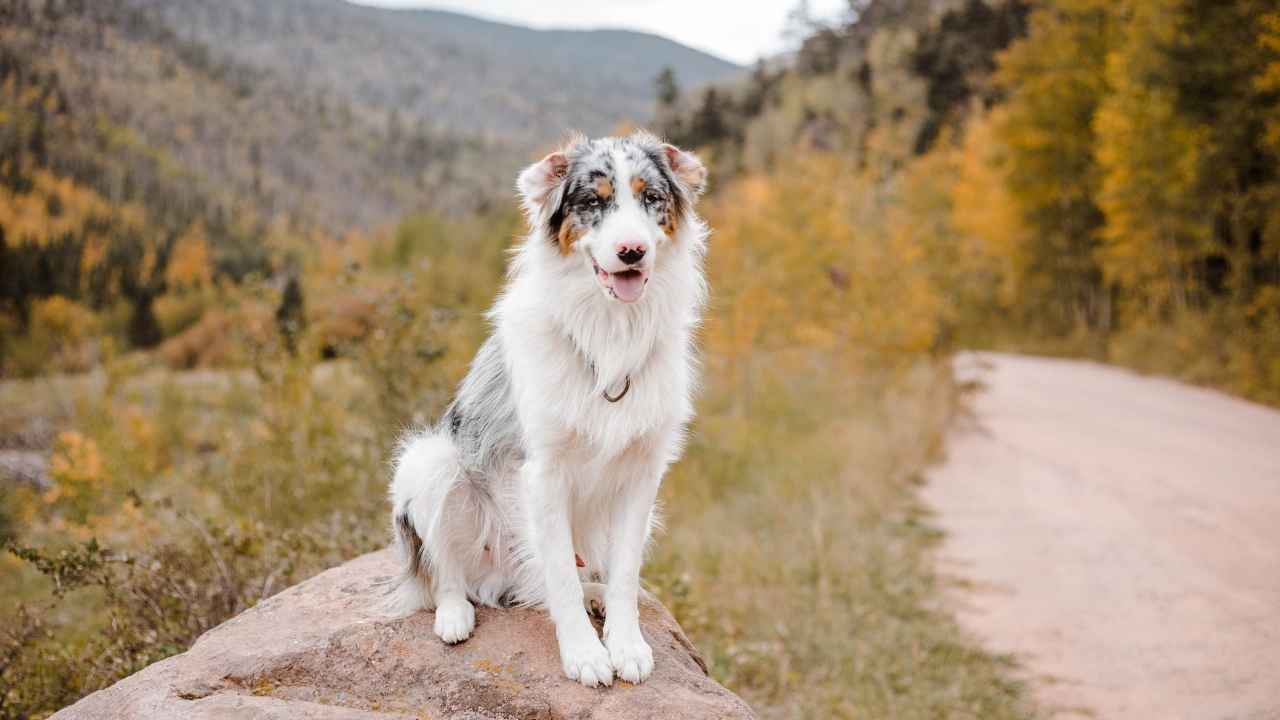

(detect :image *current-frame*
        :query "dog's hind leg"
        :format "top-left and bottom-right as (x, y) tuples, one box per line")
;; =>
(431, 555), (476, 643)
(389, 430), (488, 643)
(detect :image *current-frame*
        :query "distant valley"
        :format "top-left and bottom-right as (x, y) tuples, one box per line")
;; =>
(137, 0), (743, 149)
(2, 0), (741, 233)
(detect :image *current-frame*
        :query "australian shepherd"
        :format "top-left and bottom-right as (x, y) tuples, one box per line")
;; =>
(387, 131), (708, 687)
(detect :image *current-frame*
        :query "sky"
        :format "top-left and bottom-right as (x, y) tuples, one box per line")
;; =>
(347, 0), (850, 66)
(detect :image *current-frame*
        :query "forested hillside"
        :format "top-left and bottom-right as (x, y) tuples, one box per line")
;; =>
(135, 0), (742, 146)
(660, 0), (1280, 403)
(1, 0), (489, 230)
(661, 0), (1029, 178)
(0, 0), (740, 378)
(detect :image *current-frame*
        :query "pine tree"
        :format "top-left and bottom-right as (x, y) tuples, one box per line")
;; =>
(127, 291), (162, 348)
(276, 274), (305, 355)
(654, 66), (679, 109)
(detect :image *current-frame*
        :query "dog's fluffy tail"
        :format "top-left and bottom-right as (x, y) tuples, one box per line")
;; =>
(387, 504), (432, 616)
(386, 430), (464, 616)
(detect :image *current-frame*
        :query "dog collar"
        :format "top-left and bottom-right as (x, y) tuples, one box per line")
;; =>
(602, 375), (631, 403)
(586, 359), (631, 403)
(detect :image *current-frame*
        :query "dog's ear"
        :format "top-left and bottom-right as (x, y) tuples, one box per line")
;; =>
(663, 144), (707, 199)
(517, 151), (570, 221)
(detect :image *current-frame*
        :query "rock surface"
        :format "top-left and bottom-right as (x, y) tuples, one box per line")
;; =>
(51, 550), (755, 719)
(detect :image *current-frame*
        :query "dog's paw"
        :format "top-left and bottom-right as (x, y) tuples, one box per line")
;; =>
(560, 635), (614, 687)
(433, 598), (475, 644)
(606, 630), (654, 684)
(582, 581), (606, 618)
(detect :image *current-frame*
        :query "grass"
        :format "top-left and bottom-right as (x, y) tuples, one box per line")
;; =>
(648, 356), (1033, 719)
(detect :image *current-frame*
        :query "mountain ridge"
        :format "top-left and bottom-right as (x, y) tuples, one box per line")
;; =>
(135, 0), (744, 148)
(361, 3), (742, 66)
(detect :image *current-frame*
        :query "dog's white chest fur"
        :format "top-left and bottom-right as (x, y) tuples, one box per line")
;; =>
(496, 248), (699, 462)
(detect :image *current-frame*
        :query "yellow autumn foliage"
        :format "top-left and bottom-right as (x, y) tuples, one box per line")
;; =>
(5, 295), (100, 375)
(951, 108), (1028, 307)
(166, 221), (214, 290)
(0, 169), (114, 247)
(703, 151), (948, 391)
(45, 430), (106, 524)
(1094, 0), (1211, 312)
(1258, 12), (1280, 155)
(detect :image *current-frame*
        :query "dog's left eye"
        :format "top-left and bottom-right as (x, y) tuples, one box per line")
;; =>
(643, 191), (662, 207)
(584, 197), (601, 210)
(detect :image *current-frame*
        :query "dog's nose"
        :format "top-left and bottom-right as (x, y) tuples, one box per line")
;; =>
(616, 242), (646, 266)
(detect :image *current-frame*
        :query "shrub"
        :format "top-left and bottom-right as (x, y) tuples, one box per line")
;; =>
(310, 290), (379, 358)
(154, 290), (214, 339)
(157, 302), (273, 370)
(3, 296), (100, 377)
(1, 511), (380, 719)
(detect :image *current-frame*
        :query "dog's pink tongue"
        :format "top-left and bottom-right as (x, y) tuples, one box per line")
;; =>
(612, 272), (645, 302)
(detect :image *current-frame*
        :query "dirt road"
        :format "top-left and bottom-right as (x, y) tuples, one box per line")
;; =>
(924, 352), (1280, 719)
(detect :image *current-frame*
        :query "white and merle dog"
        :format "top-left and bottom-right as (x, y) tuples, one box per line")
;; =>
(387, 131), (708, 687)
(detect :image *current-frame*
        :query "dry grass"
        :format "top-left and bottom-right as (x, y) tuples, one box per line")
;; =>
(649, 357), (1032, 719)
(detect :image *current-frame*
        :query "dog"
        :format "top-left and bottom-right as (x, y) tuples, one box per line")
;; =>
(387, 131), (708, 687)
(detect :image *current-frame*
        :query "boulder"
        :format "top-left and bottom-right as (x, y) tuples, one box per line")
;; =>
(51, 550), (755, 719)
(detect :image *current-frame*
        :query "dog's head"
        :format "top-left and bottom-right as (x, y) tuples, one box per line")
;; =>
(517, 132), (707, 304)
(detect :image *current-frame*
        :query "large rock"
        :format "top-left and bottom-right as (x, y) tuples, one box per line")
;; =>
(51, 550), (755, 719)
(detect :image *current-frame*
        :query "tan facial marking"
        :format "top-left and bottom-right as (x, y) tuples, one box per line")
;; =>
(558, 218), (584, 255)
(661, 210), (681, 239)
(635, 177), (679, 238)
(596, 179), (613, 199)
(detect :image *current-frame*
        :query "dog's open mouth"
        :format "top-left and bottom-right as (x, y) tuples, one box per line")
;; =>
(592, 260), (648, 303)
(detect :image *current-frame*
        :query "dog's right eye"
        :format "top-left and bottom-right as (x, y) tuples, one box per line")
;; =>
(583, 197), (601, 210)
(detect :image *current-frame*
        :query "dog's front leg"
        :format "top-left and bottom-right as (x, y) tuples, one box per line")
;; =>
(523, 457), (614, 687)
(603, 468), (661, 684)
